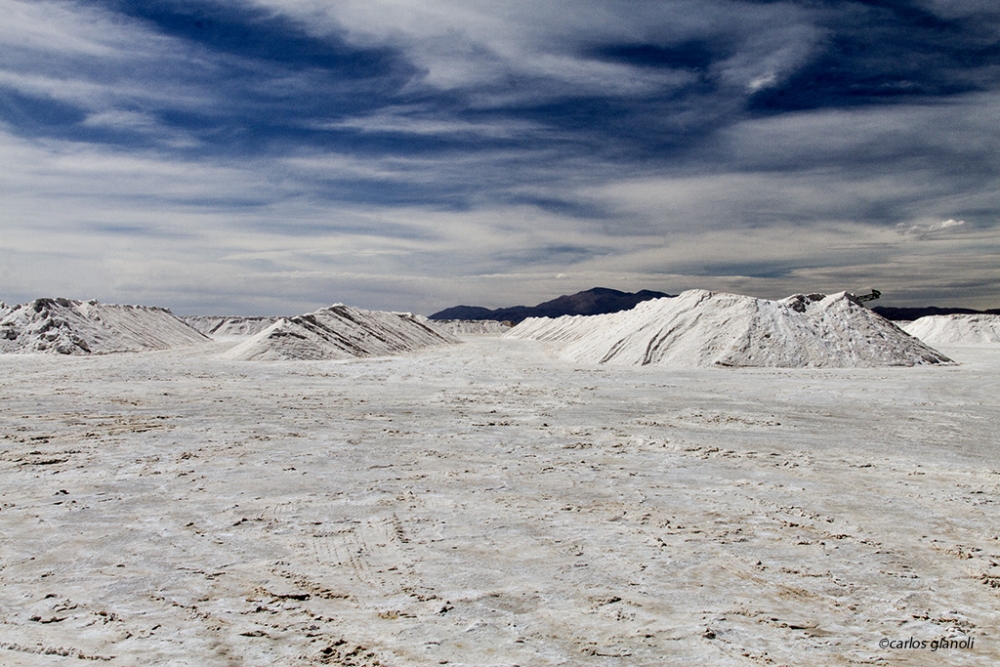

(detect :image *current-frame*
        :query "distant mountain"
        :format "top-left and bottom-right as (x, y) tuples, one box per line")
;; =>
(873, 306), (1000, 321)
(430, 287), (673, 324)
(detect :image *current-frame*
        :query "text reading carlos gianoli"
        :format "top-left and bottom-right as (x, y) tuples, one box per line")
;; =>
(879, 636), (975, 651)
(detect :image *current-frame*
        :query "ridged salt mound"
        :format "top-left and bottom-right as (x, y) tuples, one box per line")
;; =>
(432, 319), (513, 336)
(505, 289), (952, 368)
(184, 316), (280, 337)
(902, 314), (1000, 345)
(223, 304), (460, 361)
(0, 298), (209, 355)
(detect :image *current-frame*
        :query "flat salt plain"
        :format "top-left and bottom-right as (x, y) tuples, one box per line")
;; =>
(1, 336), (998, 666)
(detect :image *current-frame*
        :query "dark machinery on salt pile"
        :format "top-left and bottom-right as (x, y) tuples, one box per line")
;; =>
(854, 288), (881, 303)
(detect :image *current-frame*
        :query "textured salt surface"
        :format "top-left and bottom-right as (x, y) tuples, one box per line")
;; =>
(224, 304), (460, 361)
(507, 289), (951, 368)
(903, 314), (1000, 345)
(184, 316), (280, 337)
(0, 337), (997, 666)
(0, 298), (209, 355)
(432, 319), (513, 336)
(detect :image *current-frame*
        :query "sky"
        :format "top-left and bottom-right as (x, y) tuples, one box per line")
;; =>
(2, 0), (999, 315)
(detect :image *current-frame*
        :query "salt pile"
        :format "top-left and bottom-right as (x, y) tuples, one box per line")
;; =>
(432, 319), (513, 336)
(506, 289), (952, 368)
(902, 314), (1000, 345)
(184, 316), (280, 337)
(0, 298), (209, 355)
(224, 304), (460, 361)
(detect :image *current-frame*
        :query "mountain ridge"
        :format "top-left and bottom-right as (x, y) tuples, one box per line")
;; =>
(430, 287), (673, 324)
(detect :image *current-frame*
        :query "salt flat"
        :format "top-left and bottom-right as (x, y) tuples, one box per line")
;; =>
(1, 338), (998, 666)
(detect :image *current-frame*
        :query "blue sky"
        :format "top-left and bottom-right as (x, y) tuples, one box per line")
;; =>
(2, 0), (998, 315)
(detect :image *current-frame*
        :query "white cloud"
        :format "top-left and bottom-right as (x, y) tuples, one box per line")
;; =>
(0, 0), (123, 57)
(3, 113), (998, 313)
(746, 72), (777, 93)
(936, 218), (967, 230)
(0, 0), (225, 149)
(897, 218), (970, 238)
(312, 106), (546, 138)
(243, 0), (823, 100)
(2, 0), (998, 312)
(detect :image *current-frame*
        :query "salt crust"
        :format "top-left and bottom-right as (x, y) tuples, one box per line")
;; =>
(1, 336), (997, 666)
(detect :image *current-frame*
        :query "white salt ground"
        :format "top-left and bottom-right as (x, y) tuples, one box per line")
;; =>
(903, 314), (1000, 345)
(1, 336), (998, 666)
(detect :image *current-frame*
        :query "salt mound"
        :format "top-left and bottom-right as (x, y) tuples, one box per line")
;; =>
(432, 319), (513, 336)
(0, 298), (209, 355)
(902, 314), (1000, 345)
(184, 316), (280, 337)
(223, 304), (460, 361)
(506, 289), (951, 368)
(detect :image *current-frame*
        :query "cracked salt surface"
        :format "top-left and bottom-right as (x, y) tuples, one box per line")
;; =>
(1, 336), (998, 666)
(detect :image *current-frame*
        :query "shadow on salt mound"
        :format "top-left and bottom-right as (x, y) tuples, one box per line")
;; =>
(0, 297), (209, 355)
(902, 314), (1000, 345)
(222, 304), (460, 361)
(505, 289), (952, 368)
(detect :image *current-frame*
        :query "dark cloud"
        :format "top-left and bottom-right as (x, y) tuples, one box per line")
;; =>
(99, 0), (395, 77)
(590, 41), (721, 73)
(0, 89), (89, 134)
(750, 0), (1000, 112)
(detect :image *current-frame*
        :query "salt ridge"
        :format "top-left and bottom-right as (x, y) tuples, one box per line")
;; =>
(184, 316), (280, 337)
(902, 314), (1000, 345)
(223, 304), (460, 361)
(432, 319), (513, 336)
(0, 298), (209, 355)
(505, 289), (951, 368)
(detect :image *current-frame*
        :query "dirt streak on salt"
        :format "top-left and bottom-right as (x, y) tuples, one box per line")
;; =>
(0, 338), (998, 666)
